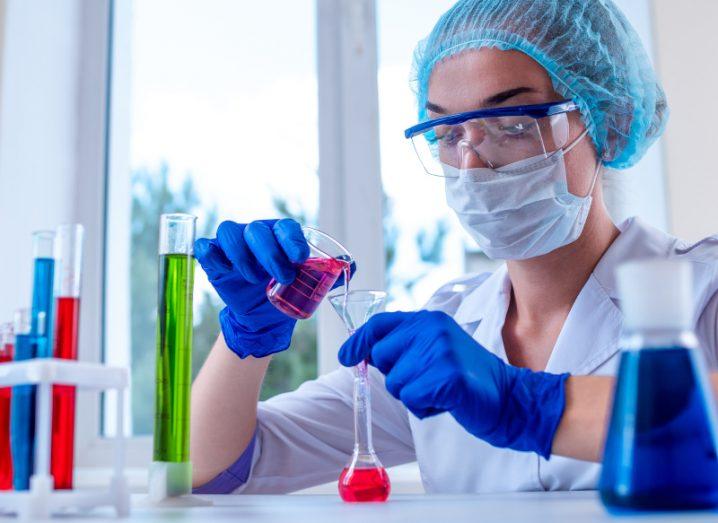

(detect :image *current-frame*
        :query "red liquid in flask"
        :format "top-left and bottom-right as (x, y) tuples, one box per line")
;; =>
(267, 257), (349, 320)
(0, 343), (12, 490)
(338, 466), (391, 502)
(51, 297), (80, 490)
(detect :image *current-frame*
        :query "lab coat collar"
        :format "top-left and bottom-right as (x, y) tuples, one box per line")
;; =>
(453, 264), (511, 326)
(591, 216), (677, 301)
(450, 217), (669, 375)
(453, 216), (651, 324)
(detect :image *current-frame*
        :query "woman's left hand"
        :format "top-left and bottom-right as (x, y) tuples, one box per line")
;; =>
(338, 310), (569, 458)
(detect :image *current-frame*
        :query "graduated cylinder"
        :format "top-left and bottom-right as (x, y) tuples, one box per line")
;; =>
(152, 214), (196, 494)
(51, 224), (84, 490)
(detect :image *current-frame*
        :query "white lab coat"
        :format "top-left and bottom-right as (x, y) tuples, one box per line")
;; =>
(237, 217), (718, 494)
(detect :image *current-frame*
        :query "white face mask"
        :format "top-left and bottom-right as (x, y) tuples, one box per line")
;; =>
(444, 131), (598, 260)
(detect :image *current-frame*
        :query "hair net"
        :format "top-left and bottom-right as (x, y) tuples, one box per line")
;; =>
(413, 0), (668, 170)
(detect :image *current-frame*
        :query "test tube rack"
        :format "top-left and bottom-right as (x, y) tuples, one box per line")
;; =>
(0, 358), (129, 519)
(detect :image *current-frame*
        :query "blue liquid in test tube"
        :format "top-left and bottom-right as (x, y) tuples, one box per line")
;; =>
(10, 309), (37, 490)
(10, 231), (55, 490)
(30, 231), (55, 356)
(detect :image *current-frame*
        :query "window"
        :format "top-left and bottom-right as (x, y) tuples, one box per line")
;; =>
(105, 0), (319, 436)
(92, 0), (664, 472)
(377, 0), (501, 310)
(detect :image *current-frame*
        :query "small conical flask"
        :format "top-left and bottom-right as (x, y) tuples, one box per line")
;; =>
(600, 259), (718, 511)
(337, 358), (391, 502)
(329, 290), (391, 502)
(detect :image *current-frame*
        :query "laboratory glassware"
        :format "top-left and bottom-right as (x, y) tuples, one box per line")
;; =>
(11, 309), (36, 490)
(600, 259), (718, 511)
(152, 213), (196, 496)
(51, 224), (84, 489)
(0, 322), (13, 489)
(328, 290), (391, 502)
(31, 230), (55, 357)
(267, 227), (353, 320)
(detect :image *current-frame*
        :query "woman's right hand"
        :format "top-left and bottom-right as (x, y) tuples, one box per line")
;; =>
(194, 218), (309, 358)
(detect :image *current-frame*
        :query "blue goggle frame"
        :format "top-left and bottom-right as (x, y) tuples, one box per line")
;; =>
(404, 100), (578, 139)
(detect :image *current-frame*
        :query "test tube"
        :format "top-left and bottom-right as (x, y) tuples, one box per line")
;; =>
(152, 213), (196, 496)
(31, 231), (55, 357)
(0, 323), (13, 490)
(10, 309), (36, 490)
(50, 224), (84, 489)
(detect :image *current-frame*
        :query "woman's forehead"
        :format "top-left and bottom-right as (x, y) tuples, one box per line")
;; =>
(426, 48), (559, 115)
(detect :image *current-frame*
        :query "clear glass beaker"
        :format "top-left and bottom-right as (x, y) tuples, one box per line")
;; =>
(266, 227), (353, 320)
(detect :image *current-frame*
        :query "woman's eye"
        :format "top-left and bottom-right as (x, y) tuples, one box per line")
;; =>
(501, 123), (528, 136)
(497, 120), (536, 138)
(438, 128), (461, 146)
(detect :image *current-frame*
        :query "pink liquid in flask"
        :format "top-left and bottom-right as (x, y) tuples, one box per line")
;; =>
(267, 257), (350, 320)
(338, 466), (391, 502)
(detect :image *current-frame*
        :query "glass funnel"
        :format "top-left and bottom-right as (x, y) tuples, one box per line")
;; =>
(328, 290), (391, 502)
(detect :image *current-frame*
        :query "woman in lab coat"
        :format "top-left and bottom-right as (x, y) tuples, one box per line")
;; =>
(190, 0), (718, 494)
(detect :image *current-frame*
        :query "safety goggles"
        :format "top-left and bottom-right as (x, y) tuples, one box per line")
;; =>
(404, 100), (579, 177)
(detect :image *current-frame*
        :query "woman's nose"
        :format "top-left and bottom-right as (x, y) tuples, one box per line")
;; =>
(458, 140), (492, 169)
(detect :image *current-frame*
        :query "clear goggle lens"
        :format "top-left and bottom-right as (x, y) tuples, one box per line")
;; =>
(410, 112), (570, 177)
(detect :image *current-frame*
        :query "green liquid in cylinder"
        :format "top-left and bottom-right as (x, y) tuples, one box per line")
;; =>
(153, 253), (194, 462)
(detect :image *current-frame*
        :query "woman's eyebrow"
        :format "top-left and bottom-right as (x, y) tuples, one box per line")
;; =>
(425, 101), (447, 114)
(425, 86), (537, 114)
(482, 86), (537, 107)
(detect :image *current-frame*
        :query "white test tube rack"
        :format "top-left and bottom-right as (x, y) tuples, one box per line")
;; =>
(0, 358), (130, 519)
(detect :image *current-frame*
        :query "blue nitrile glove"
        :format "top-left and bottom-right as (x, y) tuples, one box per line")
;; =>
(338, 310), (569, 459)
(194, 218), (309, 359)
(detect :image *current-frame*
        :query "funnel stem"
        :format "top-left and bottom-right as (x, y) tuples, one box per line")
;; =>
(353, 359), (375, 455)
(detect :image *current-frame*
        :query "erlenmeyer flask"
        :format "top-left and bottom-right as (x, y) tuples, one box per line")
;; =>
(600, 260), (718, 511)
(329, 290), (391, 502)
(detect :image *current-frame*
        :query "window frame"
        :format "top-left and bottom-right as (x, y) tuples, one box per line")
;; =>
(77, 0), (667, 470)
(78, 0), (385, 467)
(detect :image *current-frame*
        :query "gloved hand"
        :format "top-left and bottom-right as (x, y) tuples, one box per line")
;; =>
(338, 310), (569, 459)
(194, 218), (309, 359)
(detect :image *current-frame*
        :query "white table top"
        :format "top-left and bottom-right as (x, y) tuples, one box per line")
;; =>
(52, 491), (718, 522)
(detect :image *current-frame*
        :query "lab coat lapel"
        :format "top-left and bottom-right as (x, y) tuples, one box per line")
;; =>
(543, 274), (623, 375)
(453, 265), (512, 362)
(543, 218), (657, 375)
(452, 262), (623, 374)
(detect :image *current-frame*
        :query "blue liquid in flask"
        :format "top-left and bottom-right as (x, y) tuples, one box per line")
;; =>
(600, 345), (718, 511)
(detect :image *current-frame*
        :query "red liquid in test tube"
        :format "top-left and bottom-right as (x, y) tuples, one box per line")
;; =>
(51, 297), (80, 489)
(50, 224), (83, 490)
(0, 323), (13, 490)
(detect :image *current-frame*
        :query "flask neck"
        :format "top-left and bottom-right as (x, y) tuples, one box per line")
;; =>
(621, 328), (697, 351)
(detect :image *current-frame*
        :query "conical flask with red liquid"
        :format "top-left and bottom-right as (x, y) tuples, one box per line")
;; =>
(329, 290), (391, 503)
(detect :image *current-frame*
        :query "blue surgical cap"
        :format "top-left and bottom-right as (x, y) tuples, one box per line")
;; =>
(413, 0), (668, 170)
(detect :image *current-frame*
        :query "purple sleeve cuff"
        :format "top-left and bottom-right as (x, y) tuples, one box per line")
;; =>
(192, 431), (257, 494)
